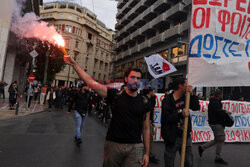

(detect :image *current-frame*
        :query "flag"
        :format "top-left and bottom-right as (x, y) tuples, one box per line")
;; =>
(144, 54), (177, 79)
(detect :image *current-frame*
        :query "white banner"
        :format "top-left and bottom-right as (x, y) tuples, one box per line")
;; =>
(153, 94), (250, 143)
(144, 54), (177, 79)
(189, 0), (250, 87)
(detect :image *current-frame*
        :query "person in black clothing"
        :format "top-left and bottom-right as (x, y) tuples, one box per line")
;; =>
(64, 55), (150, 167)
(0, 81), (7, 99)
(143, 87), (160, 164)
(55, 87), (63, 110)
(68, 84), (90, 147)
(8, 83), (18, 110)
(161, 78), (200, 167)
(198, 89), (228, 165)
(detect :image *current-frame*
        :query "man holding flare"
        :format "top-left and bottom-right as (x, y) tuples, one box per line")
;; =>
(64, 55), (150, 167)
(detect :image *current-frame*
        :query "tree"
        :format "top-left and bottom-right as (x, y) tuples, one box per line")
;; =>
(34, 41), (65, 84)
(16, 39), (65, 84)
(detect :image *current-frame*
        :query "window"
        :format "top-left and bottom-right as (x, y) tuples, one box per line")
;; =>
(104, 75), (106, 81)
(96, 49), (98, 56)
(101, 51), (103, 59)
(72, 26), (75, 34)
(98, 73), (101, 79)
(44, 3), (54, 10)
(62, 24), (65, 31)
(159, 49), (169, 60)
(93, 72), (96, 78)
(65, 25), (69, 32)
(85, 57), (88, 64)
(68, 3), (75, 9)
(59, 3), (66, 8)
(88, 33), (92, 40)
(75, 41), (79, 48)
(172, 44), (186, 58)
(65, 39), (70, 48)
(60, 14), (64, 19)
(68, 14), (72, 19)
(77, 17), (80, 21)
(68, 26), (72, 33)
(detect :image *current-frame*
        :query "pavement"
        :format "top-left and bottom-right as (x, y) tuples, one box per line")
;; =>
(0, 97), (47, 119)
(0, 108), (249, 167)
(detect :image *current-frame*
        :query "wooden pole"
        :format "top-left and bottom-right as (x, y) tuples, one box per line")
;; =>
(180, 92), (191, 167)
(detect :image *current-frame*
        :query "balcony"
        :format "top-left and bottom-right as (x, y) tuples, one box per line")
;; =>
(150, 33), (165, 46)
(124, 49), (132, 57)
(142, 6), (157, 22)
(140, 40), (151, 51)
(117, 0), (129, 9)
(153, 0), (171, 13)
(131, 45), (140, 54)
(163, 24), (182, 40)
(127, 0), (148, 20)
(165, 2), (186, 21)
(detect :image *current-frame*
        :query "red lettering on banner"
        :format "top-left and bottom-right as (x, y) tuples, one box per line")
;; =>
(193, 7), (206, 29)
(209, 0), (222, 6)
(230, 13), (242, 35)
(193, 0), (207, 5)
(206, 8), (211, 28)
(155, 96), (160, 109)
(236, 0), (246, 13)
(154, 127), (157, 140)
(231, 131), (236, 141)
(224, 0), (232, 7)
(218, 10), (231, 32)
(243, 130), (249, 141)
(236, 130), (242, 141)
(225, 130), (231, 141)
(239, 15), (247, 37)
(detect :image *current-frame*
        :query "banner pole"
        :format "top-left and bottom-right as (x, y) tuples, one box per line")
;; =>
(180, 92), (191, 167)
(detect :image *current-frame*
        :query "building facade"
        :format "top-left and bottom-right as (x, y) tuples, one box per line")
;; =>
(114, 0), (191, 91)
(40, 1), (115, 87)
(2, 0), (42, 96)
(114, 0), (250, 99)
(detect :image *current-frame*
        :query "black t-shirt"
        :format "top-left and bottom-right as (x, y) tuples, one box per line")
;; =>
(106, 89), (150, 144)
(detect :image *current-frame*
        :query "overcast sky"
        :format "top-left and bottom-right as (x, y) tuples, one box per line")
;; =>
(43, 0), (118, 30)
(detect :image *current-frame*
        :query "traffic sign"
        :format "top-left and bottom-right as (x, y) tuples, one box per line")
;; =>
(29, 50), (38, 58)
(28, 74), (36, 82)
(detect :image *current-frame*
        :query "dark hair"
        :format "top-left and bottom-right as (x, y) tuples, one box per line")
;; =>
(124, 66), (142, 84)
(214, 89), (222, 97)
(143, 87), (154, 95)
(169, 78), (186, 91)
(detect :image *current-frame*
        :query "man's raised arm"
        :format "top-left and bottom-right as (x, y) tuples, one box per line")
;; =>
(64, 56), (107, 98)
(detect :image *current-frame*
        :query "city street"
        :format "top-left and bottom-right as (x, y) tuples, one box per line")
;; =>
(0, 109), (249, 167)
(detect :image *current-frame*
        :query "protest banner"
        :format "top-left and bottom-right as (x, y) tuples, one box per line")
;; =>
(153, 94), (250, 143)
(188, 0), (250, 87)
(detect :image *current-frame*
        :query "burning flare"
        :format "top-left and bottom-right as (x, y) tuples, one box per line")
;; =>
(52, 34), (67, 56)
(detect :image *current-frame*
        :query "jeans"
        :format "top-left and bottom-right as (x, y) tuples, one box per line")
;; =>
(74, 110), (88, 139)
(164, 136), (193, 167)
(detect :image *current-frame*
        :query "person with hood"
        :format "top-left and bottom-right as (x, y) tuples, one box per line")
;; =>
(198, 89), (229, 165)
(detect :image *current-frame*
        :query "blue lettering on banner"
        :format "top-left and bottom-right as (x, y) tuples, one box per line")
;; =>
(189, 34), (250, 59)
(191, 114), (207, 127)
(234, 115), (250, 127)
(154, 111), (160, 124)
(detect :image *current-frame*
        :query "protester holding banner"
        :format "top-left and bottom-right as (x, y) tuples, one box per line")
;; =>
(161, 78), (200, 167)
(198, 89), (229, 165)
(64, 56), (150, 167)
